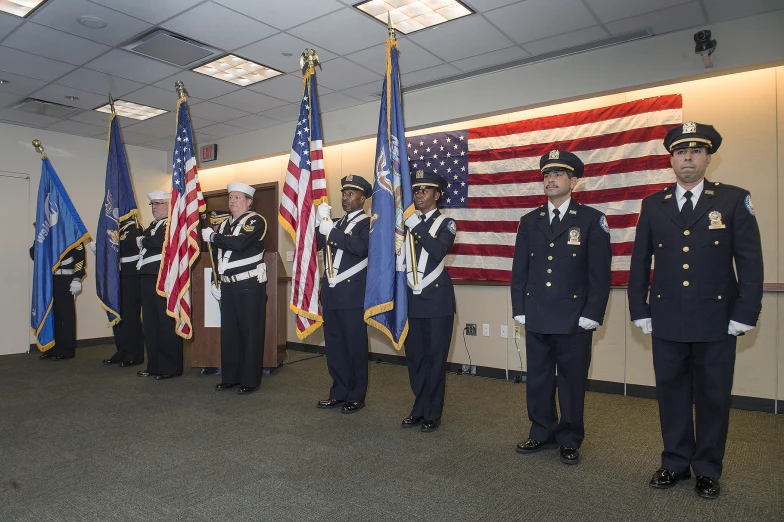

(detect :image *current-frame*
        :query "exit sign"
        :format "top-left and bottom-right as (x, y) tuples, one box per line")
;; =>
(200, 143), (217, 162)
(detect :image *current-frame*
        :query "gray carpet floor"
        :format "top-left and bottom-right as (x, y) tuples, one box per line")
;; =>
(1, 344), (782, 522)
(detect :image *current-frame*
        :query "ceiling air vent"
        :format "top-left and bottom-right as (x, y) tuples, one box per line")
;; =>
(122, 29), (221, 67)
(13, 98), (80, 119)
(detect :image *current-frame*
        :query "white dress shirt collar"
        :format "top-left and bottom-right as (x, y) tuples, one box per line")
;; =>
(547, 197), (571, 224)
(675, 179), (705, 210)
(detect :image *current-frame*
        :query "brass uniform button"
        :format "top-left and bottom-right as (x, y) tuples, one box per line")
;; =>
(573, 295), (577, 299)
(657, 294), (661, 299)
(547, 269), (552, 274)
(683, 281), (690, 287)
(548, 255), (553, 260)
(683, 264), (689, 269)
(572, 253), (577, 257)
(714, 240), (719, 245)
(526, 292), (530, 296)
(546, 282), (552, 287)
(684, 230), (690, 236)
(549, 243), (554, 248)
(530, 253), (534, 257)
(683, 246), (690, 252)
(347, 279), (351, 283)
(718, 295), (722, 300)
(658, 243), (663, 248)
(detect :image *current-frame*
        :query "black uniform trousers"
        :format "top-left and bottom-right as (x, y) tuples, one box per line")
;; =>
(323, 307), (368, 403)
(140, 274), (182, 376)
(110, 272), (144, 363)
(405, 315), (455, 421)
(220, 279), (266, 388)
(50, 275), (76, 358)
(652, 336), (736, 479)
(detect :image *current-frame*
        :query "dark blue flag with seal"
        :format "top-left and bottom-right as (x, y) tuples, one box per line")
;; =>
(31, 156), (90, 351)
(363, 34), (414, 350)
(96, 113), (138, 325)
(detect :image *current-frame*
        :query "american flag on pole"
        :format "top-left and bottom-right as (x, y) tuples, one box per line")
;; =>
(406, 94), (682, 285)
(279, 66), (327, 339)
(156, 96), (206, 338)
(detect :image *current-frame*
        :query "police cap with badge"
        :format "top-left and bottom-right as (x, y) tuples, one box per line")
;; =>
(540, 149), (584, 178)
(412, 170), (448, 192)
(341, 174), (372, 197)
(663, 121), (722, 154)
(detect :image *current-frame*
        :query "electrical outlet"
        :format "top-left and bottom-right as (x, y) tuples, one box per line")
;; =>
(286, 250), (294, 262)
(461, 364), (470, 373)
(482, 324), (490, 337)
(465, 323), (477, 336)
(500, 325), (508, 339)
(513, 326), (520, 339)
(470, 365), (476, 375)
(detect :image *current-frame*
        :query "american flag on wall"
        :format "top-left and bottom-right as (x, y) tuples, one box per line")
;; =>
(406, 94), (682, 285)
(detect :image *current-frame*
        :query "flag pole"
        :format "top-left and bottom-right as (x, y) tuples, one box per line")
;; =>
(32, 139), (46, 159)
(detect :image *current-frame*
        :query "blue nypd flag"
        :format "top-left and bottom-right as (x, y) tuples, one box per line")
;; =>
(31, 156), (90, 351)
(96, 114), (138, 325)
(363, 35), (413, 350)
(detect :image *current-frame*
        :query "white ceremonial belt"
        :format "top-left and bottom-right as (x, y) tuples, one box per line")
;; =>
(406, 214), (446, 294)
(121, 255), (140, 263)
(54, 269), (74, 275)
(219, 252), (264, 274)
(61, 257), (74, 266)
(327, 259), (368, 287)
(137, 254), (162, 268)
(220, 269), (259, 283)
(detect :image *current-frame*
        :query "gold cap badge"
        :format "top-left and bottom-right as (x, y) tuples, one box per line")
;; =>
(415, 170), (424, 178)
(549, 150), (560, 160)
(346, 174), (353, 181)
(683, 121), (697, 134)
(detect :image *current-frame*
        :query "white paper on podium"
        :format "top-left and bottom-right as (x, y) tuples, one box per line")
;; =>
(204, 268), (221, 328)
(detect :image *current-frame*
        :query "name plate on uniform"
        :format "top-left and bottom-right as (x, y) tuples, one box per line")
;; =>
(567, 227), (581, 245)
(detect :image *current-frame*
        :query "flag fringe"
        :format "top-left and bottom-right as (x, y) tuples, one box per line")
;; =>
(96, 296), (121, 327)
(363, 302), (408, 350)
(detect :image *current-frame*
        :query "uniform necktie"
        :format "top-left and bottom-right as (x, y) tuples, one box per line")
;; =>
(550, 208), (560, 232)
(681, 190), (694, 223)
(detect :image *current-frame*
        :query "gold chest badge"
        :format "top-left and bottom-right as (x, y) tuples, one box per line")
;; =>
(567, 227), (581, 246)
(708, 210), (725, 229)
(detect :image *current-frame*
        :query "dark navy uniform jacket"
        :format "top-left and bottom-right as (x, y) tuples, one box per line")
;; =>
(119, 218), (141, 276)
(511, 199), (612, 334)
(628, 181), (763, 343)
(317, 210), (370, 310)
(137, 218), (167, 275)
(210, 211), (267, 278)
(406, 209), (457, 318)
(30, 242), (86, 279)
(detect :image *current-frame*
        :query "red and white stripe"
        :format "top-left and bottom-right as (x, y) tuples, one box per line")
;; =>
(444, 95), (682, 285)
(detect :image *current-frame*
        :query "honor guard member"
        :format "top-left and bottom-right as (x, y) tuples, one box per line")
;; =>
(511, 150), (611, 465)
(136, 191), (183, 380)
(315, 175), (372, 414)
(401, 170), (457, 433)
(628, 122), (763, 499)
(202, 182), (268, 395)
(31, 229), (86, 361)
(100, 215), (145, 367)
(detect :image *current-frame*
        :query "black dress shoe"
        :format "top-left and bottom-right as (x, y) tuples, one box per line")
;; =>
(401, 415), (424, 428)
(341, 402), (364, 414)
(102, 359), (121, 365)
(215, 382), (239, 391)
(421, 418), (441, 432)
(516, 438), (557, 454)
(237, 386), (258, 394)
(695, 476), (720, 499)
(559, 446), (580, 465)
(649, 467), (692, 489)
(317, 398), (345, 409)
(50, 355), (74, 361)
(137, 370), (153, 377)
(155, 374), (179, 380)
(39, 353), (53, 360)
(120, 360), (142, 368)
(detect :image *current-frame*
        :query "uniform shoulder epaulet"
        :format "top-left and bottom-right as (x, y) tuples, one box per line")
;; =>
(710, 181), (745, 193)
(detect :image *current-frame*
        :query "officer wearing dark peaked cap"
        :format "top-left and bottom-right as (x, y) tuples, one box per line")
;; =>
(511, 150), (611, 465)
(315, 174), (372, 414)
(628, 122), (763, 499)
(401, 170), (457, 433)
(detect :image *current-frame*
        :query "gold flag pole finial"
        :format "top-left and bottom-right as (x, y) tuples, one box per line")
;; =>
(32, 139), (45, 156)
(300, 48), (321, 75)
(387, 11), (396, 39)
(108, 92), (116, 115)
(175, 80), (187, 99)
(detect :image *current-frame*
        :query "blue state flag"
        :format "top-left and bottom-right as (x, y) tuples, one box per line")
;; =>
(96, 114), (138, 325)
(31, 156), (90, 351)
(364, 36), (413, 350)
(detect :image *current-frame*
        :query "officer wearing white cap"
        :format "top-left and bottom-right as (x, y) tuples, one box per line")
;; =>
(511, 149), (611, 466)
(202, 182), (267, 395)
(628, 122), (763, 499)
(136, 190), (183, 380)
(315, 174), (372, 414)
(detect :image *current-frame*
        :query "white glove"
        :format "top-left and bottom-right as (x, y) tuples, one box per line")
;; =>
(405, 212), (422, 229)
(578, 317), (599, 330)
(201, 228), (214, 243)
(69, 280), (82, 295)
(210, 284), (221, 301)
(728, 320), (753, 336)
(317, 202), (332, 221)
(633, 318), (652, 335)
(88, 241), (96, 253)
(514, 315), (525, 325)
(319, 219), (334, 236)
(136, 236), (143, 248)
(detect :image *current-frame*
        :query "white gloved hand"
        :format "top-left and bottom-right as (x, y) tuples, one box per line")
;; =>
(88, 241), (96, 253)
(210, 284), (221, 301)
(69, 280), (82, 295)
(317, 202), (332, 221)
(136, 236), (144, 249)
(405, 212), (422, 229)
(319, 219), (334, 236)
(578, 317), (599, 330)
(728, 320), (754, 336)
(514, 315), (525, 325)
(633, 318), (652, 335)
(201, 228), (214, 243)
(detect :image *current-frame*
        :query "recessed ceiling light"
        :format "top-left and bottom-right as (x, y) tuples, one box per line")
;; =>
(192, 54), (283, 86)
(64, 95), (79, 101)
(95, 100), (168, 121)
(0, 0), (47, 18)
(354, 0), (473, 34)
(77, 15), (108, 29)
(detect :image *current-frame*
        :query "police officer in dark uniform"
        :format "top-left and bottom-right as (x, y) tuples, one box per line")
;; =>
(202, 182), (267, 395)
(315, 175), (372, 413)
(401, 170), (457, 432)
(137, 191), (183, 380)
(511, 150), (612, 465)
(100, 215), (144, 367)
(628, 122), (763, 499)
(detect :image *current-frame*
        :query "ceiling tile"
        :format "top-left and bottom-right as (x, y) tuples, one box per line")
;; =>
(484, 0), (597, 44)
(606, 2), (706, 36)
(702, 0), (784, 23)
(85, 50), (181, 84)
(0, 70), (47, 96)
(341, 82), (382, 102)
(402, 63), (461, 87)
(69, 110), (136, 128)
(407, 15), (515, 61)
(228, 113), (283, 130)
(47, 120), (107, 137)
(584, 0), (691, 23)
(211, 90), (289, 113)
(122, 86), (186, 113)
(452, 45), (530, 72)
(3, 23), (110, 66)
(162, 2), (277, 51)
(247, 73), (328, 103)
(30, 84), (110, 111)
(0, 46), (76, 82)
(523, 26), (609, 56)
(55, 69), (146, 98)
(345, 38), (443, 75)
(134, 111), (177, 129)
(90, 0), (205, 25)
(314, 58), (381, 91)
(214, 0), (345, 30)
(462, 0), (524, 11)
(319, 92), (365, 113)
(0, 108), (61, 128)
(29, 0), (153, 46)
(260, 103), (301, 123)
(288, 8), (388, 55)
(153, 70), (240, 100)
(187, 101), (250, 123)
(143, 138), (173, 150)
(0, 91), (24, 109)
(117, 129), (158, 145)
(121, 120), (175, 139)
(191, 116), (219, 129)
(234, 33), (338, 74)
(0, 12), (22, 40)
(197, 122), (246, 138)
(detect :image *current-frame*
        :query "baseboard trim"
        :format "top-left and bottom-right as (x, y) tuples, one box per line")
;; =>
(29, 336), (115, 352)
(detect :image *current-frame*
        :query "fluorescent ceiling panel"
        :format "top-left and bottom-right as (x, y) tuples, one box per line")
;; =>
(354, 0), (473, 34)
(192, 55), (283, 87)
